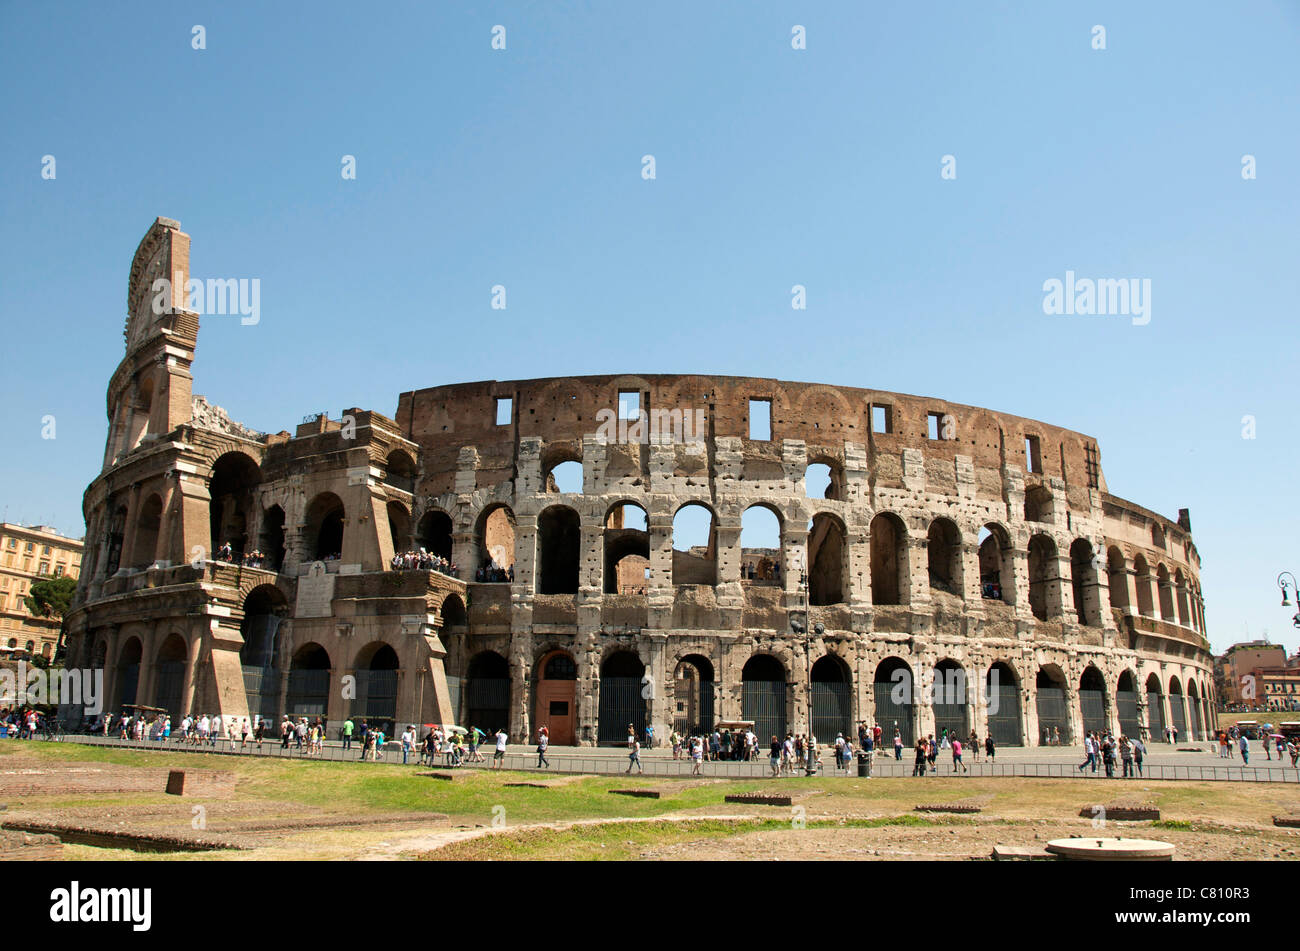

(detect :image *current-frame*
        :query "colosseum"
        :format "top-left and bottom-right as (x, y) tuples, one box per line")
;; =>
(62, 217), (1216, 747)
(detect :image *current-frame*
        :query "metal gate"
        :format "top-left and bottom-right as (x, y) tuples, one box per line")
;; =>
(1189, 698), (1203, 739)
(743, 680), (787, 743)
(1169, 695), (1187, 738)
(1117, 690), (1141, 738)
(118, 663), (140, 708)
(154, 662), (185, 720)
(698, 681), (716, 733)
(467, 676), (510, 733)
(812, 681), (852, 743)
(872, 682), (913, 746)
(356, 669), (398, 731)
(1147, 691), (1166, 740)
(242, 666), (280, 721)
(986, 684), (1022, 746)
(598, 677), (646, 744)
(1035, 687), (1070, 745)
(286, 669), (330, 718)
(1080, 690), (1106, 734)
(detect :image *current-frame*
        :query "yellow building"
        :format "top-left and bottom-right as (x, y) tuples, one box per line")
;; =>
(0, 523), (83, 660)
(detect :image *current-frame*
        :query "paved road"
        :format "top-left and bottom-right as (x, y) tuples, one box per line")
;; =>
(24, 734), (1300, 783)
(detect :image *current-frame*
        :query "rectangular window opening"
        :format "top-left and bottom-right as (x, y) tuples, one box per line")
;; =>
(749, 399), (772, 441)
(1025, 435), (1042, 474)
(871, 404), (893, 434)
(494, 397), (512, 426)
(618, 390), (640, 420)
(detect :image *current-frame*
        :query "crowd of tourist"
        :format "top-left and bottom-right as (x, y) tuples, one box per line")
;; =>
(0, 708), (43, 738)
(476, 561), (513, 582)
(390, 549), (458, 575)
(741, 560), (779, 582)
(214, 543), (275, 569)
(1077, 730), (1147, 778)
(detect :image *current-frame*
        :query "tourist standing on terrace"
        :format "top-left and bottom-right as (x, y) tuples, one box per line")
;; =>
(494, 727), (508, 768)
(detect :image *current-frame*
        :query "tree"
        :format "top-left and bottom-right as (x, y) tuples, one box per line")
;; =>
(24, 575), (77, 619)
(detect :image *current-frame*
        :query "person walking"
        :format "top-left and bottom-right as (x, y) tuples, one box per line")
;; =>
(913, 737), (928, 777)
(952, 737), (967, 773)
(894, 730), (903, 761)
(1240, 732), (1250, 764)
(690, 735), (703, 776)
(626, 726), (643, 774)
(1078, 733), (1096, 772)
(536, 726), (550, 768)
(769, 735), (781, 777)
(401, 725), (414, 765)
(1120, 735), (1134, 778)
(1133, 735), (1145, 776)
(985, 735), (996, 761)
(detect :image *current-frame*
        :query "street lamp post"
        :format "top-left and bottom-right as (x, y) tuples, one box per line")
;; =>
(1278, 572), (1300, 630)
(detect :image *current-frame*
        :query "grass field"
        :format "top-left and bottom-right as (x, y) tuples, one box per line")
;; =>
(4, 741), (1300, 860)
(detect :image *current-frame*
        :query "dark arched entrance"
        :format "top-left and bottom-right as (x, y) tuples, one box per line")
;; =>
(598, 651), (647, 745)
(355, 643), (399, 735)
(673, 654), (715, 735)
(986, 662), (1022, 746)
(1079, 666), (1107, 735)
(742, 654), (787, 743)
(117, 637), (143, 709)
(874, 657), (915, 745)
(1146, 673), (1166, 741)
(534, 650), (577, 745)
(811, 655), (852, 742)
(931, 659), (969, 741)
(286, 644), (330, 719)
(154, 635), (187, 720)
(466, 651), (510, 735)
(1117, 670), (1142, 738)
(1035, 666), (1071, 745)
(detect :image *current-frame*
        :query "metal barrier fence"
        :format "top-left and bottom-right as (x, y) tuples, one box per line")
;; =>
(20, 735), (1300, 783)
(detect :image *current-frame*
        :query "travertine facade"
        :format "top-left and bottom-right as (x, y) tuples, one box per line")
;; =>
(63, 218), (1216, 746)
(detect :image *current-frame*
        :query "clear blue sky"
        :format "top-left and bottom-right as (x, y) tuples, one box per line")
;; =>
(2, 2), (1297, 654)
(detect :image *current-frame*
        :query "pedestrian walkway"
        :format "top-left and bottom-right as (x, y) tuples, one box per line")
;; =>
(27, 735), (1300, 783)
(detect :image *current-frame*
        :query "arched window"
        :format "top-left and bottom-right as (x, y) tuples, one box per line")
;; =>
(926, 518), (963, 597)
(672, 503), (717, 586)
(869, 513), (907, 606)
(740, 505), (781, 586)
(537, 505), (580, 594)
(1069, 539), (1099, 625)
(808, 513), (846, 605)
(977, 524), (1013, 604)
(1027, 534), (1059, 621)
(604, 502), (649, 594)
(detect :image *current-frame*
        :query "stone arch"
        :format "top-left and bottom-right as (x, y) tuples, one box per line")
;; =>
(1079, 665), (1107, 734)
(673, 653), (715, 734)
(465, 651), (510, 734)
(598, 650), (647, 745)
(1133, 555), (1154, 617)
(1069, 538), (1100, 625)
(286, 643), (331, 718)
(537, 504), (580, 594)
(1186, 679), (1202, 739)
(383, 449), (417, 494)
(475, 503), (516, 575)
(740, 504), (782, 585)
(130, 493), (163, 569)
(810, 654), (852, 741)
(1106, 547), (1129, 612)
(804, 458), (845, 501)
(304, 492), (345, 561)
(604, 501), (649, 594)
(1027, 534), (1059, 621)
(533, 648), (578, 745)
(873, 657), (915, 746)
(1035, 665), (1070, 745)
(416, 508), (454, 560)
(209, 451), (262, 557)
(542, 445), (584, 494)
(869, 512), (907, 606)
(257, 504), (286, 570)
(672, 502), (717, 586)
(742, 653), (788, 742)
(386, 500), (411, 555)
(926, 518), (963, 597)
(352, 641), (399, 735)
(116, 636), (144, 709)
(986, 661), (1022, 745)
(808, 511), (847, 605)
(931, 658), (969, 740)
(1157, 564), (1175, 620)
(1116, 669), (1142, 737)
(1168, 674), (1187, 738)
(977, 522), (1014, 604)
(1145, 672), (1166, 740)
